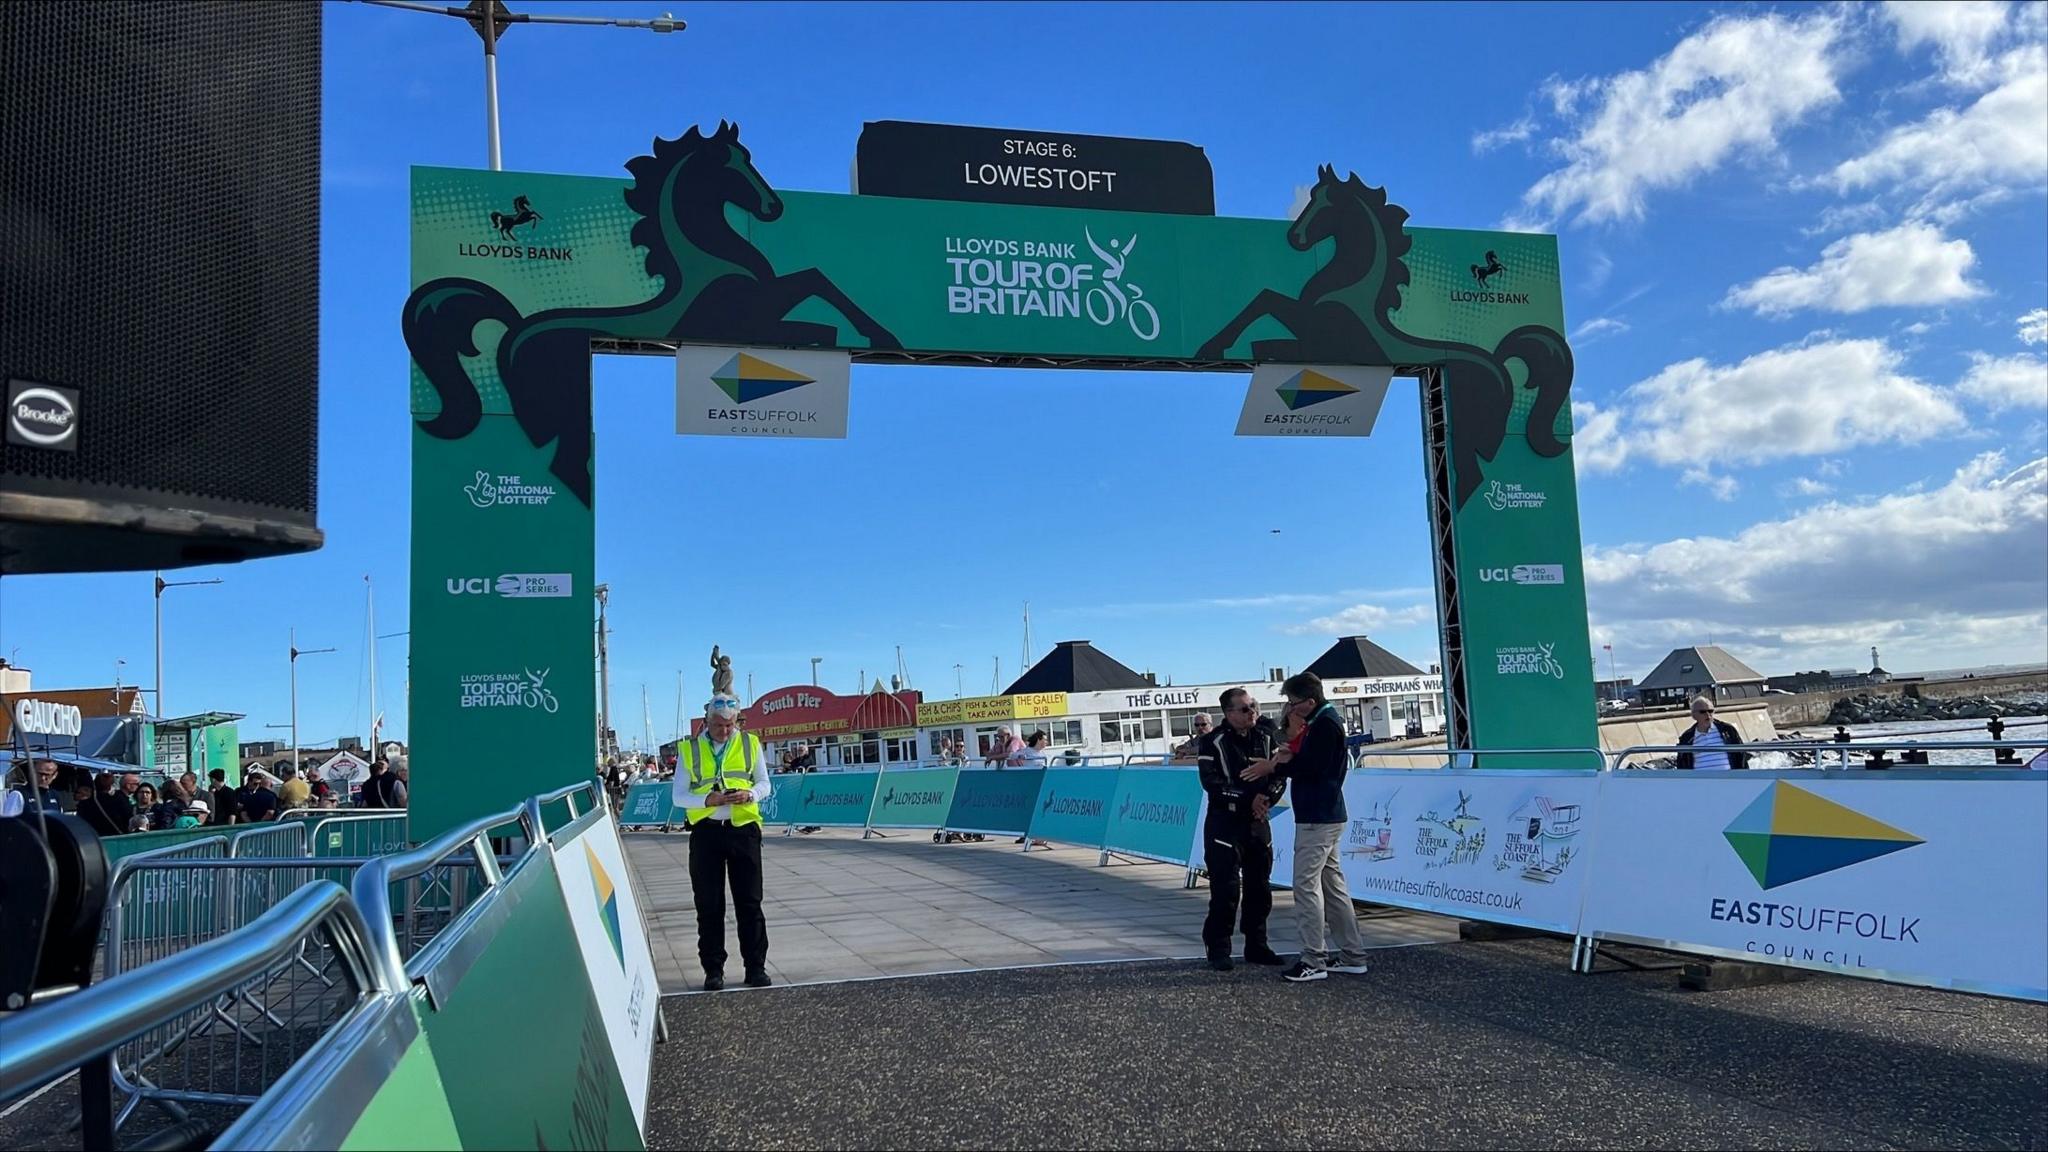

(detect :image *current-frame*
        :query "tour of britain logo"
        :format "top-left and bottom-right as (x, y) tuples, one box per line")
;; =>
(1722, 781), (1924, 889)
(1450, 249), (1529, 304)
(1275, 368), (1359, 411)
(458, 193), (573, 261)
(465, 470), (557, 508)
(459, 667), (559, 712)
(942, 226), (1160, 340)
(1495, 643), (1565, 679)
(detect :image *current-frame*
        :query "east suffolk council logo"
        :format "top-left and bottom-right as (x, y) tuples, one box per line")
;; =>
(585, 843), (626, 970)
(1722, 781), (1923, 890)
(712, 352), (813, 404)
(1275, 368), (1359, 411)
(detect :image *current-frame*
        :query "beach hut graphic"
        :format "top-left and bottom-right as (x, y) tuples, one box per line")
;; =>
(1497, 796), (1580, 882)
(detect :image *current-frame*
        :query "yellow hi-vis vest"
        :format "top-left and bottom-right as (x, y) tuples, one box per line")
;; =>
(679, 732), (763, 827)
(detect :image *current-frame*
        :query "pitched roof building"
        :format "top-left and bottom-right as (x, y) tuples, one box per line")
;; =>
(1003, 641), (1154, 695)
(1302, 636), (1428, 681)
(1636, 645), (1766, 707)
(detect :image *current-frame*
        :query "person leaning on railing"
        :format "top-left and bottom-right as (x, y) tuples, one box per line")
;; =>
(1676, 695), (1749, 770)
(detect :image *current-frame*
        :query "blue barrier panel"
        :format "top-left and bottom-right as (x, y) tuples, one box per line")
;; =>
(618, 783), (672, 827)
(944, 768), (1045, 835)
(868, 767), (960, 829)
(1103, 767), (1205, 866)
(1026, 767), (1120, 848)
(795, 772), (881, 827)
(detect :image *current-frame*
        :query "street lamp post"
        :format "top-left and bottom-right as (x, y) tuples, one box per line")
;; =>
(810, 657), (822, 686)
(348, 0), (684, 171)
(290, 629), (337, 778)
(154, 571), (222, 718)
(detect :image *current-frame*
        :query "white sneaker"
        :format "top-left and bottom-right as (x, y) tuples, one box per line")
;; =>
(1327, 960), (1370, 975)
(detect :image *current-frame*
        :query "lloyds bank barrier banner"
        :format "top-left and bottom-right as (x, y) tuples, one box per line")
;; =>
(409, 123), (1595, 835)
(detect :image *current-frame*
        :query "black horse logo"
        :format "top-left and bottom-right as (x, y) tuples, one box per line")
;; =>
(1195, 166), (1572, 509)
(490, 195), (543, 241)
(1470, 250), (1506, 287)
(403, 122), (901, 506)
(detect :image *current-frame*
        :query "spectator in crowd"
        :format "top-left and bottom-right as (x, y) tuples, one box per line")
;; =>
(394, 763), (410, 791)
(790, 742), (816, 773)
(276, 764), (311, 811)
(134, 781), (173, 831)
(6, 759), (67, 819)
(121, 772), (142, 804)
(70, 776), (95, 811)
(985, 727), (1023, 767)
(1173, 713), (1215, 761)
(1245, 672), (1371, 983)
(80, 772), (134, 838)
(1676, 696), (1748, 770)
(178, 798), (208, 829)
(152, 780), (190, 830)
(208, 768), (240, 826)
(1011, 731), (1051, 766)
(362, 758), (407, 808)
(179, 771), (201, 801)
(240, 770), (281, 823)
(1197, 688), (1287, 970)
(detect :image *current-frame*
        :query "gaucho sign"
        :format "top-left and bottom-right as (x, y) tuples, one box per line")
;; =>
(855, 121), (1214, 215)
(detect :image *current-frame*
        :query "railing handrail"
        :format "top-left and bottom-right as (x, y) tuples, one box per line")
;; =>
(104, 833), (229, 893)
(0, 882), (384, 1103)
(1607, 738), (2043, 771)
(227, 821), (308, 858)
(1348, 745), (1609, 771)
(277, 807), (389, 822)
(349, 803), (530, 991)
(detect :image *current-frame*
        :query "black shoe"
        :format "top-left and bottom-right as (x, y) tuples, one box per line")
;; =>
(1281, 961), (1327, 983)
(1207, 953), (1234, 972)
(744, 970), (772, 988)
(702, 973), (725, 992)
(1244, 947), (1286, 966)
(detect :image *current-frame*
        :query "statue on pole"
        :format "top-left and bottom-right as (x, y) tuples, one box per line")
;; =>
(710, 645), (735, 697)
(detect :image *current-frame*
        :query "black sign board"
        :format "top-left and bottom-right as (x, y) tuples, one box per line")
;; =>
(855, 121), (1214, 215)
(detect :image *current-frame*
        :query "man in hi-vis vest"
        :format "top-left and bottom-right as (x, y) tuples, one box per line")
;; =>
(672, 693), (775, 990)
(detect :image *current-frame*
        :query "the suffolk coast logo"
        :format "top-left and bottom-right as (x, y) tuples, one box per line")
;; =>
(458, 194), (574, 262)
(943, 226), (1159, 340)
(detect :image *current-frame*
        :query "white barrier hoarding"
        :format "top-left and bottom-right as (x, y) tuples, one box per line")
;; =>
(554, 815), (660, 1131)
(1580, 773), (2048, 1001)
(1265, 770), (1597, 933)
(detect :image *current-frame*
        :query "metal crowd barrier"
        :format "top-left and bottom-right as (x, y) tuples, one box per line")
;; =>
(1606, 738), (2043, 771)
(0, 884), (389, 1148)
(227, 821), (307, 859)
(1347, 744), (1609, 770)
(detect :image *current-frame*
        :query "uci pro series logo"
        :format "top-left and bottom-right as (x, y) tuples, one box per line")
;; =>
(943, 227), (1159, 340)
(444, 573), (574, 598)
(457, 194), (574, 262)
(1478, 564), (1564, 586)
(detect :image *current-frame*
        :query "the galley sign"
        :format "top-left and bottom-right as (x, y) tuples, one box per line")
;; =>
(854, 121), (1215, 215)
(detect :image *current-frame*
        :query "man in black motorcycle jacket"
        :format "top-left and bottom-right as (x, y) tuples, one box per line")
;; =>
(1194, 686), (1288, 970)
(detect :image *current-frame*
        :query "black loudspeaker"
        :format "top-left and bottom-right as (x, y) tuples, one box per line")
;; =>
(0, 3), (323, 574)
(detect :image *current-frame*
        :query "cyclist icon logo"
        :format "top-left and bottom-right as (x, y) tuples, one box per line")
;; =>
(1084, 227), (1160, 341)
(522, 667), (560, 712)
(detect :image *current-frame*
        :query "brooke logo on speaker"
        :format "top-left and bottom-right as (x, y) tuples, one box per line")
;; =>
(7, 380), (80, 452)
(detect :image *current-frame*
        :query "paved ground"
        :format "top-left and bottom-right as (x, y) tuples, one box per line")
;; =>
(624, 827), (1456, 991)
(650, 939), (2048, 1150)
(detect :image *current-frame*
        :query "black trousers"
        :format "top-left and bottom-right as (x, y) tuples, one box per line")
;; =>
(688, 819), (767, 975)
(1202, 811), (1274, 956)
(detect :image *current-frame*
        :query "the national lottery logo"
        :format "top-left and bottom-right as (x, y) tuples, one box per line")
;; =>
(943, 227), (1160, 340)
(465, 470), (557, 508)
(1481, 480), (1548, 511)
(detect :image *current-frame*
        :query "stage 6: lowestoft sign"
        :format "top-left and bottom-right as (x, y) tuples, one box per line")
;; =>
(855, 121), (1214, 216)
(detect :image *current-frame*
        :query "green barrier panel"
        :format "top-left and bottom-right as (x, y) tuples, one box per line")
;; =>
(416, 849), (643, 1151)
(338, 1002), (463, 1152)
(793, 772), (880, 828)
(1026, 768), (1120, 848)
(944, 768), (1045, 836)
(101, 825), (226, 869)
(308, 815), (411, 858)
(867, 767), (959, 830)
(618, 783), (673, 827)
(1102, 767), (1205, 866)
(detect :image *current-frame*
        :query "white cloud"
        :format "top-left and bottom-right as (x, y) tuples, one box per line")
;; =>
(1284, 602), (1433, 637)
(1825, 48), (2048, 200)
(1801, 201), (1888, 236)
(1959, 352), (2048, 409)
(1576, 337), (1966, 472)
(2020, 308), (2048, 345)
(1506, 10), (1849, 229)
(1588, 453), (2048, 675)
(1472, 115), (1539, 154)
(1780, 476), (1835, 497)
(1883, 0), (2015, 86)
(1569, 398), (1629, 472)
(1570, 316), (1630, 343)
(1681, 468), (1740, 501)
(1722, 222), (1986, 317)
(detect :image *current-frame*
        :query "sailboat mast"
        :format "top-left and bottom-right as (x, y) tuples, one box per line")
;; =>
(365, 575), (378, 748)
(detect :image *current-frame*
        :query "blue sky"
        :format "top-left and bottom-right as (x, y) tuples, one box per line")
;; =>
(2, 1), (2043, 746)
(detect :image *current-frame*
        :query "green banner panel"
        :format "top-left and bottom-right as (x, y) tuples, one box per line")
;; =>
(1103, 767), (1205, 866)
(1027, 768), (1120, 848)
(619, 782), (673, 826)
(793, 772), (880, 828)
(944, 768), (1045, 835)
(867, 766), (960, 829)
(337, 1012), (463, 1152)
(416, 851), (642, 1152)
